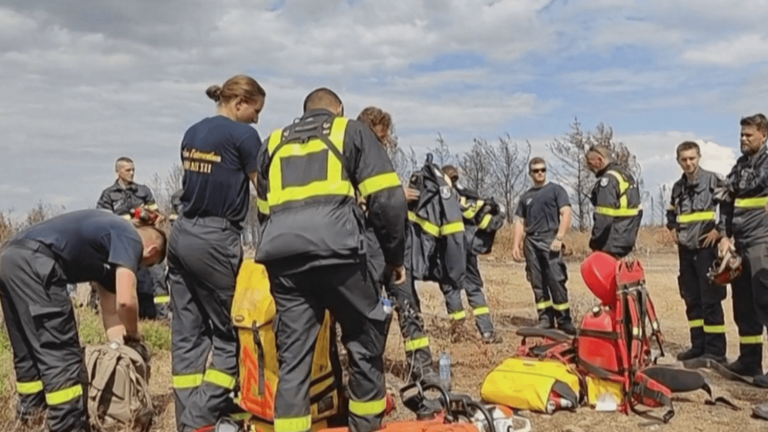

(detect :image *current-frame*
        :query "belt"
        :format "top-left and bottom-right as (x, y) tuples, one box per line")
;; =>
(182, 215), (242, 233)
(8, 238), (57, 261)
(525, 230), (557, 238)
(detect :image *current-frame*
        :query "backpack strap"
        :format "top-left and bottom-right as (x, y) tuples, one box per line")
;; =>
(632, 370), (675, 423)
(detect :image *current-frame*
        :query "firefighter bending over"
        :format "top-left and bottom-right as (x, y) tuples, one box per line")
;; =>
(255, 88), (407, 432)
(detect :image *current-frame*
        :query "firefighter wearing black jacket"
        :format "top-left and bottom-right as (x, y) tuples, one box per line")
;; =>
(255, 88), (406, 432)
(356, 106), (440, 387)
(666, 141), (727, 363)
(585, 145), (643, 258)
(439, 165), (501, 344)
(718, 114), (768, 399)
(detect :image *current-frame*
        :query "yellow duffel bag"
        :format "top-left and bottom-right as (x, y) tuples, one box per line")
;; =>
(480, 356), (581, 414)
(232, 260), (345, 428)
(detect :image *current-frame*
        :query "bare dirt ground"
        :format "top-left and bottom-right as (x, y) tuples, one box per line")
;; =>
(2, 249), (768, 431)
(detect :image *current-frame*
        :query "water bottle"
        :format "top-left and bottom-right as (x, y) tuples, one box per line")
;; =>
(438, 352), (451, 390)
(380, 298), (393, 315)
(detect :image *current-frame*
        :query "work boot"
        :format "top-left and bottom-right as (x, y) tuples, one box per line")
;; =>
(676, 346), (704, 361)
(725, 359), (763, 377)
(558, 322), (577, 336)
(754, 374), (768, 389)
(482, 331), (503, 344)
(536, 318), (553, 330)
(753, 403), (768, 420)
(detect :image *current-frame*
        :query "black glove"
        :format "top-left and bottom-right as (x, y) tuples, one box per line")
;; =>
(123, 334), (152, 364)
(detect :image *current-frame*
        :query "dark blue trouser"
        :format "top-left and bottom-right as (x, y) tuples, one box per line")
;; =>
(0, 239), (89, 432)
(168, 216), (244, 432)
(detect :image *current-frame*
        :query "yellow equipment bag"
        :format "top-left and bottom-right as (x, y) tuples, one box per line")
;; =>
(232, 260), (345, 427)
(585, 376), (624, 409)
(480, 357), (581, 414)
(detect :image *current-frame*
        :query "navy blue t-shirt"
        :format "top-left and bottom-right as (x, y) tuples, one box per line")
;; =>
(179, 115), (262, 226)
(514, 182), (571, 235)
(16, 209), (144, 292)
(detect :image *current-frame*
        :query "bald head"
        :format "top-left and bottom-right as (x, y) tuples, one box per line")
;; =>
(303, 87), (344, 115)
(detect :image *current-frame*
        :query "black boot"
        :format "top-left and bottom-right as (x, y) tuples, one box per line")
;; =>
(727, 343), (763, 377)
(677, 325), (705, 361)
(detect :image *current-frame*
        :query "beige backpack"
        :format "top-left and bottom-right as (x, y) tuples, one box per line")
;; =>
(85, 341), (155, 432)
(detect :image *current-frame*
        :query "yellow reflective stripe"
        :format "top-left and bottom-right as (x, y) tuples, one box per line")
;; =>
(462, 199), (484, 219)
(349, 398), (386, 416)
(275, 415), (312, 432)
(735, 197), (768, 208)
(478, 214), (492, 229)
(553, 302), (570, 311)
(45, 384), (83, 406)
(256, 198), (270, 215)
(596, 170), (640, 217)
(154, 295), (170, 304)
(440, 221), (465, 236)
(689, 319), (704, 328)
(203, 369), (236, 390)
(536, 300), (553, 310)
(404, 336), (429, 351)
(408, 211), (440, 237)
(473, 306), (490, 316)
(17, 380), (43, 395)
(145, 203), (159, 211)
(595, 206), (640, 217)
(358, 172), (401, 197)
(740, 335), (763, 344)
(460, 196), (467, 206)
(677, 211), (716, 223)
(266, 118), (354, 207)
(704, 325), (726, 334)
(173, 373), (204, 389)
(450, 310), (466, 320)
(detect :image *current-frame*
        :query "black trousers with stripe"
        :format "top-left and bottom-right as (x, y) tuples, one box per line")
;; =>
(0, 240), (89, 432)
(523, 235), (571, 326)
(677, 247), (726, 356)
(438, 252), (494, 334)
(168, 216), (244, 432)
(267, 261), (388, 432)
(730, 242), (768, 371)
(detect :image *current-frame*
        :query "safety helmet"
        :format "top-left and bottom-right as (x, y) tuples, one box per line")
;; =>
(580, 251), (619, 305)
(708, 247), (743, 286)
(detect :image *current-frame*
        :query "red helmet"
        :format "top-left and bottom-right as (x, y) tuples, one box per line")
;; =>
(581, 251), (619, 305)
(708, 247), (743, 286)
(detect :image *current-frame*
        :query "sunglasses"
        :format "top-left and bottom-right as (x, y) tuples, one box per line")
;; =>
(530, 168), (546, 174)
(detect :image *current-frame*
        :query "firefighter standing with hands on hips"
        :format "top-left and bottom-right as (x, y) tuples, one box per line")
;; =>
(666, 141), (727, 363)
(717, 114), (768, 422)
(512, 157), (576, 335)
(255, 88), (406, 432)
(584, 145), (643, 260)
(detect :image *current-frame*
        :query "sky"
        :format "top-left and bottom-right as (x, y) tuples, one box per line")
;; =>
(0, 0), (762, 223)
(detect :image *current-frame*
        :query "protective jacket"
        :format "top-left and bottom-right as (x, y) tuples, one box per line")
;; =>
(96, 180), (158, 217)
(589, 163), (642, 257)
(456, 184), (505, 255)
(666, 168), (724, 251)
(407, 155), (466, 286)
(255, 109), (406, 272)
(719, 145), (768, 249)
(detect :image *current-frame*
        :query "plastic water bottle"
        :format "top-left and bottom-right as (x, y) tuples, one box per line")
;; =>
(380, 298), (393, 315)
(438, 352), (451, 389)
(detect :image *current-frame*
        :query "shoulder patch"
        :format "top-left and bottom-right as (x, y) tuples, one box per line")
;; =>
(525, 197), (533, 206)
(440, 185), (452, 199)
(600, 177), (609, 187)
